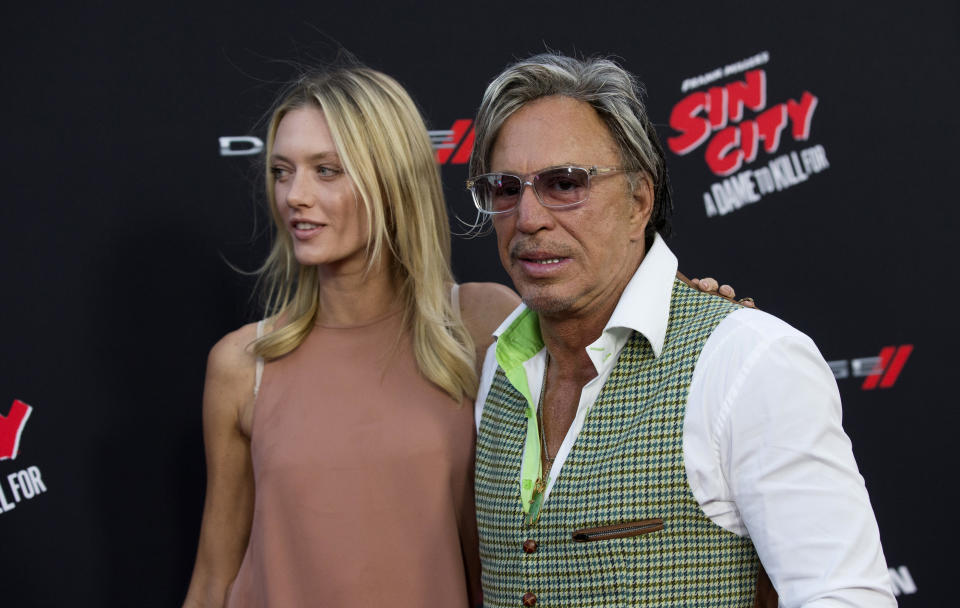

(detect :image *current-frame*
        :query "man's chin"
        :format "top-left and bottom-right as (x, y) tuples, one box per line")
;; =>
(521, 291), (575, 315)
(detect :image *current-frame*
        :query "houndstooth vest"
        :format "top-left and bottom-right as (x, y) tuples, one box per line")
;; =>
(475, 280), (761, 607)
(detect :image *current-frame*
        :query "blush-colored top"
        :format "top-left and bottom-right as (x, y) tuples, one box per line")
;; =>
(227, 307), (479, 607)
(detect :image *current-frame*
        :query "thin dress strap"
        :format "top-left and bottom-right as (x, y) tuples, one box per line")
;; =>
(253, 320), (265, 401)
(450, 283), (461, 315)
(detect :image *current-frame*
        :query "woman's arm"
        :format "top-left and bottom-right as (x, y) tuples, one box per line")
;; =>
(182, 325), (259, 608)
(457, 282), (522, 375)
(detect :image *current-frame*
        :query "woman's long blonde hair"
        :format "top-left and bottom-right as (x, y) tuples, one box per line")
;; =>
(252, 66), (477, 402)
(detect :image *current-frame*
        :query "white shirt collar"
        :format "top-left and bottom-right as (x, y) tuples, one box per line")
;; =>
(493, 233), (678, 358)
(605, 233), (678, 358)
(492, 300), (527, 339)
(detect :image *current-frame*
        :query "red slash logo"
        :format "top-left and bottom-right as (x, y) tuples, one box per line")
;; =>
(861, 345), (913, 390)
(0, 400), (32, 461)
(429, 119), (475, 165)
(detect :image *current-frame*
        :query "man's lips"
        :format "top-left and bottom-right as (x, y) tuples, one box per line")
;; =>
(511, 241), (572, 261)
(519, 255), (565, 264)
(516, 256), (571, 277)
(511, 243), (573, 276)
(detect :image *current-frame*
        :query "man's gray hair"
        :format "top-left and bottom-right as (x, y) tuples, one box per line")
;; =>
(469, 53), (673, 239)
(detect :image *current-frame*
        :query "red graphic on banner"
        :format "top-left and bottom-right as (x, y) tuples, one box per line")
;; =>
(432, 119), (475, 165)
(862, 345), (913, 390)
(668, 69), (819, 177)
(0, 400), (32, 461)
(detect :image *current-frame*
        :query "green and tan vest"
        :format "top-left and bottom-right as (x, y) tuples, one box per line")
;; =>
(475, 280), (761, 607)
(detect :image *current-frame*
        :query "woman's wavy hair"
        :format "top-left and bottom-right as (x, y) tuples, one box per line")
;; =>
(252, 65), (477, 402)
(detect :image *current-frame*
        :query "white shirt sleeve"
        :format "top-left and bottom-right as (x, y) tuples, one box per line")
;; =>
(685, 308), (895, 607)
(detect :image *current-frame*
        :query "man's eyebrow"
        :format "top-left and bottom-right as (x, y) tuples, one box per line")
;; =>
(491, 163), (583, 175)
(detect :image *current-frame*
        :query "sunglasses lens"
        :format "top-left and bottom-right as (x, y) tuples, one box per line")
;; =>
(470, 167), (594, 213)
(535, 167), (590, 206)
(474, 174), (523, 212)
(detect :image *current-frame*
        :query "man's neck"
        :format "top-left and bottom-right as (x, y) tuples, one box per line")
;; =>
(537, 254), (645, 377)
(536, 279), (627, 382)
(540, 312), (608, 367)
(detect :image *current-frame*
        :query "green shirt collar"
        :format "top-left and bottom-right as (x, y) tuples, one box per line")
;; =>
(494, 306), (543, 409)
(492, 306), (545, 517)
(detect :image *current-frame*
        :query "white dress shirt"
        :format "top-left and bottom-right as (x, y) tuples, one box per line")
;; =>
(475, 235), (895, 608)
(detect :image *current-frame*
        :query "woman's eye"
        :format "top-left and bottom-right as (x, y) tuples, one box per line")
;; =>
(317, 166), (342, 177)
(270, 167), (290, 180)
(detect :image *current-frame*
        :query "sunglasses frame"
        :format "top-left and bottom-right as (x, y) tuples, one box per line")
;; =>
(466, 165), (631, 215)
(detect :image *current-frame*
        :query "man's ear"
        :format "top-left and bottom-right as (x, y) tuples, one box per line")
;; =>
(628, 173), (654, 242)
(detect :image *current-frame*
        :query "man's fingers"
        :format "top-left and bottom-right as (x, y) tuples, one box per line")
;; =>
(719, 284), (734, 298)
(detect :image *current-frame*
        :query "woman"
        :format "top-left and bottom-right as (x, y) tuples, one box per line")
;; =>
(182, 65), (517, 607)
(183, 63), (740, 607)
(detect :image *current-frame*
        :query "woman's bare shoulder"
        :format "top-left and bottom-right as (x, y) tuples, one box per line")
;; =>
(203, 322), (264, 437)
(206, 322), (261, 395)
(209, 322), (260, 368)
(458, 282), (520, 351)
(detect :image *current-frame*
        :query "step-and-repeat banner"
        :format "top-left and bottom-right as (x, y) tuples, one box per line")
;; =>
(2, 2), (954, 605)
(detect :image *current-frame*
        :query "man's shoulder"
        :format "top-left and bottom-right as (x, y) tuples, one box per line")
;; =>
(671, 279), (808, 346)
(696, 307), (824, 384)
(666, 278), (743, 340)
(671, 278), (740, 313)
(713, 307), (812, 346)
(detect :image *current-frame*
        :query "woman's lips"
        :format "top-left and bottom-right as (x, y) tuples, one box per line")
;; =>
(291, 220), (325, 240)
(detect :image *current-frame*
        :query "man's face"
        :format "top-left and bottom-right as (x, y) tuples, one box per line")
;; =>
(490, 95), (652, 319)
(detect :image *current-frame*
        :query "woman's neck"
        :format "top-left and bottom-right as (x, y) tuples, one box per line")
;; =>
(314, 260), (400, 327)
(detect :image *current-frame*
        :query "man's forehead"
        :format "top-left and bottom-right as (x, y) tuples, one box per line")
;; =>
(490, 95), (620, 173)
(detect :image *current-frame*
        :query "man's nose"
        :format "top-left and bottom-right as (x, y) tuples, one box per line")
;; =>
(514, 180), (553, 234)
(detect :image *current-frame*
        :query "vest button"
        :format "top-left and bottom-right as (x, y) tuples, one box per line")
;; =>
(522, 592), (537, 606)
(522, 539), (538, 553)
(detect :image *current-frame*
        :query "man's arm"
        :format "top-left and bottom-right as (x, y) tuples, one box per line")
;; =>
(688, 309), (895, 607)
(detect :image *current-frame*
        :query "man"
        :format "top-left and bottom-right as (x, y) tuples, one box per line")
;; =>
(468, 54), (895, 607)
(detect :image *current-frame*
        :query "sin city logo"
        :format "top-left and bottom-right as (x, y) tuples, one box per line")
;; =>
(0, 399), (31, 461)
(0, 399), (48, 515)
(667, 69), (818, 176)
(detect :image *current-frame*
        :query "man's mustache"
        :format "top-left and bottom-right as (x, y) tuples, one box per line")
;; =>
(509, 240), (575, 261)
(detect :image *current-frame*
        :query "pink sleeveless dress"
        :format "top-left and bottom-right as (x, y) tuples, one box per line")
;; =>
(226, 308), (479, 607)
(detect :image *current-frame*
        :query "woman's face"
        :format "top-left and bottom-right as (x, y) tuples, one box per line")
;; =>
(270, 105), (369, 274)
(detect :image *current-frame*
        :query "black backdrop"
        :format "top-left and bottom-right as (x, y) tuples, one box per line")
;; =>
(1, 1), (955, 605)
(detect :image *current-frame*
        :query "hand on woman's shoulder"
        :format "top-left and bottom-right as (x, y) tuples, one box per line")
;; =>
(458, 282), (521, 356)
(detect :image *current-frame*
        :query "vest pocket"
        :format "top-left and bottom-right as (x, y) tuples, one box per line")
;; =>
(571, 518), (664, 542)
